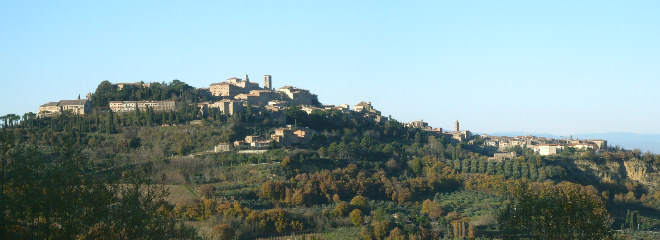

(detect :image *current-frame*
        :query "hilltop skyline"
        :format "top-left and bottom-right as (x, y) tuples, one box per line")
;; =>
(2, 1), (660, 135)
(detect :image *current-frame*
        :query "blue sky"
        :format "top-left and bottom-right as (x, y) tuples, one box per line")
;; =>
(1, 1), (659, 135)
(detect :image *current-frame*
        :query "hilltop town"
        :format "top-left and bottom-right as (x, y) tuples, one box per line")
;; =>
(34, 74), (612, 160)
(35, 75), (390, 148)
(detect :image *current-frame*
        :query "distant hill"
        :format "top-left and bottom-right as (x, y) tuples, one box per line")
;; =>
(489, 132), (660, 154)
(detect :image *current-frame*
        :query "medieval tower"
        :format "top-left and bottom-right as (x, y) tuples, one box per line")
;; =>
(264, 75), (272, 90)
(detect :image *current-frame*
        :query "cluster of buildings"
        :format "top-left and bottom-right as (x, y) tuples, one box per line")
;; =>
(481, 135), (608, 158)
(405, 119), (472, 141)
(403, 118), (607, 158)
(212, 125), (314, 152)
(271, 126), (313, 146)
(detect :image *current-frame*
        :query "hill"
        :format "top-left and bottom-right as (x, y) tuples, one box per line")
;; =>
(1, 79), (660, 239)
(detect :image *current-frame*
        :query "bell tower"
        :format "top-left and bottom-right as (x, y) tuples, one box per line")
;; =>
(264, 75), (272, 90)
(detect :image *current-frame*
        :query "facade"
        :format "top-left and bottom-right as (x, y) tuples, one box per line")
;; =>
(37, 102), (61, 117)
(536, 144), (564, 156)
(493, 151), (517, 160)
(115, 82), (150, 90)
(352, 101), (381, 115)
(271, 126), (312, 146)
(264, 75), (272, 90)
(235, 90), (281, 106)
(278, 86), (317, 106)
(234, 135), (272, 148)
(406, 119), (430, 129)
(109, 100), (175, 113)
(37, 99), (91, 117)
(214, 143), (231, 153)
(209, 75), (261, 97)
(209, 99), (244, 115)
(301, 105), (323, 114)
(589, 140), (608, 150)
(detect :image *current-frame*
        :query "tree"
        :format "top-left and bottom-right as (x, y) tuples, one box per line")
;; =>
(0, 130), (196, 239)
(199, 184), (215, 199)
(350, 209), (364, 227)
(350, 195), (369, 210)
(420, 199), (442, 220)
(213, 223), (235, 240)
(498, 181), (614, 240)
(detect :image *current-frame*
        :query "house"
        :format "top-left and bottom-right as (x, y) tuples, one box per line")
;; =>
(214, 143), (231, 152)
(271, 126), (312, 146)
(536, 144), (564, 156)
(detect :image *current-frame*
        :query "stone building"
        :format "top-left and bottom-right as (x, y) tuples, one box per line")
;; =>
(235, 90), (282, 106)
(109, 100), (175, 113)
(264, 75), (272, 90)
(114, 82), (151, 90)
(278, 86), (317, 106)
(406, 119), (430, 129)
(214, 143), (231, 153)
(209, 99), (245, 115)
(352, 101), (381, 115)
(37, 99), (91, 117)
(209, 75), (261, 97)
(588, 140), (608, 150)
(271, 126), (312, 146)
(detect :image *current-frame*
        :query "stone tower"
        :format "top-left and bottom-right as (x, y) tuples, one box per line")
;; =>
(455, 120), (460, 132)
(244, 74), (249, 82)
(264, 75), (272, 90)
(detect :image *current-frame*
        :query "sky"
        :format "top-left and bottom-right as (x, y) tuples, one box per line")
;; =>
(1, 1), (659, 136)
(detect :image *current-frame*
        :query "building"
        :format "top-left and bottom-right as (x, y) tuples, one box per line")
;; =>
(214, 143), (231, 152)
(37, 99), (91, 117)
(536, 144), (564, 156)
(234, 135), (271, 148)
(450, 130), (473, 141)
(569, 143), (597, 151)
(301, 105), (323, 114)
(588, 140), (608, 150)
(271, 126), (312, 146)
(264, 75), (272, 90)
(352, 101), (382, 115)
(406, 119), (430, 129)
(209, 99), (245, 115)
(109, 100), (175, 113)
(115, 82), (151, 90)
(209, 74), (261, 97)
(234, 90), (282, 106)
(493, 151), (517, 160)
(278, 86), (317, 106)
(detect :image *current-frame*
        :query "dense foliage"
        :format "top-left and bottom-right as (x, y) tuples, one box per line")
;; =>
(2, 80), (660, 239)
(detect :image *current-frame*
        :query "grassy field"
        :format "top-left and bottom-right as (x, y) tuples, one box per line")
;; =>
(164, 184), (199, 205)
(263, 226), (361, 240)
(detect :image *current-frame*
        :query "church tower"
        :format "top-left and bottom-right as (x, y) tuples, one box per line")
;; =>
(455, 120), (460, 132)
(264, 75), (272, 90)
(244, 74), (249, 82)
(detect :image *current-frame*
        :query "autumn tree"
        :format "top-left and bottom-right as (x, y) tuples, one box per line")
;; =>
(350, 209), (364, 227)
(498, 181), (614, 240)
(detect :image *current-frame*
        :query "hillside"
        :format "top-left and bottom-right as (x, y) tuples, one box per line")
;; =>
(2, 79), (660, 239)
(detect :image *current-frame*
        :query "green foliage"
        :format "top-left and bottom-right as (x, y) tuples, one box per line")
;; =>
(498, 181), (614, 240)
(0, 130), (196, 239)
(350, 209), (364, 227)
